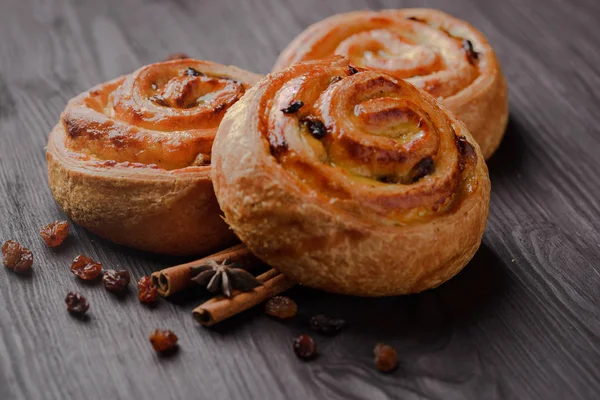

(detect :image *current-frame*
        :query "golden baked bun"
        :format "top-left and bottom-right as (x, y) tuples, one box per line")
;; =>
(273, 9), (508, 159)
(212, 57), (490, 296)
(47, 59), (261, 255)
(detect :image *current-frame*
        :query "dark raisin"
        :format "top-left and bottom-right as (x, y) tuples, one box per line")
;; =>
(269, 136), (288, 157)
(374, 343), (398, 373)
(138, 276), (158, 303)
(185, 67), (203, 77)
(410, 157), (435, 182)
(330, 76), (343, 84)
(65, 291), (89, 316)
(71, 255), (102, 281)
(103, 270), (131, 293)
(163, 53), (190, 61)
(40, 220), (70, 248)
(309, 314), (346, 335)
(348, 65), (360, 75)
(149, 329), (178, 352)
(455, 135), (476, 159)
(281, 100), (304, 114)
(150, 95), (169, 107)
(293, 334), (317, 360)
(265, 296), (297, 319)
(2, 240), (33, 273)
(378, 175), (399, 184)
(192, 153), (211, 166)
(462, 39), (479, 63)
(301, 118), (327, 139)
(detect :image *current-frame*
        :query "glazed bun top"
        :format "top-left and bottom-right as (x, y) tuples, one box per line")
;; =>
(61, 59), (261, 171)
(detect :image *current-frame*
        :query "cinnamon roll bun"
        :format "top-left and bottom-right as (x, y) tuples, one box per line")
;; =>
(212, 57), (490, 296)
(47, 59), (261, 255)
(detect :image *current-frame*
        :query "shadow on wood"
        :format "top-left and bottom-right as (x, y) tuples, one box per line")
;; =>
(487, 114), (526, 178)
(204, 243), (509, 339)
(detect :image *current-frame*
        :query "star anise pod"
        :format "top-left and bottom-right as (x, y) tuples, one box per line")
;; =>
(190, 259), (262, 298)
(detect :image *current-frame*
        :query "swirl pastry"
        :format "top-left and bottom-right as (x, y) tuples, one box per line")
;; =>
(212, 57), (490, 296)
(47, 59), (261, 255)
(273, 9), (508, 159)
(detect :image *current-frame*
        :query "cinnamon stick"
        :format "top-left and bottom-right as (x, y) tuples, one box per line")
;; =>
(151, 244), (256, 297)
(193, 269), (296, 327)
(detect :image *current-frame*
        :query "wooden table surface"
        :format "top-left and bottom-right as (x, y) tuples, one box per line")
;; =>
(1, 0), (599, 399)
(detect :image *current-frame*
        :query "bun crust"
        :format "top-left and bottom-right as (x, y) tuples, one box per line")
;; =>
(212, 57), (491, 296)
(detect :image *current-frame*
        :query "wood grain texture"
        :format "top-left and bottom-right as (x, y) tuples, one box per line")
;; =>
(0, 0), (599, 399)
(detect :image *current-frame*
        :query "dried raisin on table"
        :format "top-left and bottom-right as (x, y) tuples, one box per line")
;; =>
(13, 248), (33, 274)
(149, 329), (178, 352)
(374, 343), (398, 373)
(293, 334), (317, 360)
(70, 255), (102, 280)
(2, 240), (21, 267)
(265, 296), (297, 319)
(138, 276), (158, 303)
(309, 314), (346, 335)
(103, 269), (131, 293)
(2, 240), (33, 273)
(65, 291), (89, 316)
(40, 220), (70, 247)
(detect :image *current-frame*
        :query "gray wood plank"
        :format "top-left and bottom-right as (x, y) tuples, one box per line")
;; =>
(0, 0), (599, 399)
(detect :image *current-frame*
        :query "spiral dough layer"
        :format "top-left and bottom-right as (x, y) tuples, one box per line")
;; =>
(212, 57), (491, 296)
(273, 9), (508, 159)
(47, 59), (261, 255)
